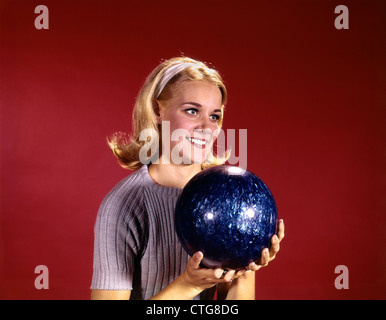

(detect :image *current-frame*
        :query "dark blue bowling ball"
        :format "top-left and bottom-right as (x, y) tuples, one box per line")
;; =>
(175, 165), (278, 269)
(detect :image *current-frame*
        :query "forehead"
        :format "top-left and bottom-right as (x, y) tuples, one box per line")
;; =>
(172, 80), (223, 107)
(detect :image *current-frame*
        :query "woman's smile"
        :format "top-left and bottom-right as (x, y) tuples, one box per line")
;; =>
(186, 136), (207, 148)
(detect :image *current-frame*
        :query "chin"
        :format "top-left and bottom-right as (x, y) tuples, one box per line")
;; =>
(186, 149), (212, 165)
(172, 140), (213, 165)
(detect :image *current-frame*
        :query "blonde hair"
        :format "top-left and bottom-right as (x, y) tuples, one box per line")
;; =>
(108, 57), (229, 171)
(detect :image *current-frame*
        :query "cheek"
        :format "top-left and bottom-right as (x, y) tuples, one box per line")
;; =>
(166, 118), (192, 145)
(169, 118), (193, 133)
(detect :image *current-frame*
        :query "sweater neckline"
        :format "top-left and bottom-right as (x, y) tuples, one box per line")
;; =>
(141, 165), (182, 197)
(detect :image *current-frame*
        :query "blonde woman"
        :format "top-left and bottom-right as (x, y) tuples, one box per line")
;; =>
(90, 57), (285, 300)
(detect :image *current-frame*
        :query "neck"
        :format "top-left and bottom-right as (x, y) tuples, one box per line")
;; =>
(148, 162), (202, 189)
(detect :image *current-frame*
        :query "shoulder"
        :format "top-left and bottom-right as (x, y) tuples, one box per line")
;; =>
(98, 165), (151, 220)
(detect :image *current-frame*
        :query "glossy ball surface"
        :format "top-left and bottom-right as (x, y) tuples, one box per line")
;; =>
(175, 166), (278, 269)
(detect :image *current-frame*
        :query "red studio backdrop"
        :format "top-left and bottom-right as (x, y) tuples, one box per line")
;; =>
(0, 0), (385, 300)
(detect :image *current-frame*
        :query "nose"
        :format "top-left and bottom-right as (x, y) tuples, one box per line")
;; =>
(194, 116), (215, 139)
(195, 114), (214, 131)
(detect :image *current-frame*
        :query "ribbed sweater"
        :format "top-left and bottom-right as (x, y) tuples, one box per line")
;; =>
(90, 165), (215, 300)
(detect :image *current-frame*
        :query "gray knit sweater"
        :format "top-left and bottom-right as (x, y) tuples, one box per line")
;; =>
(91, 165), (215, 300)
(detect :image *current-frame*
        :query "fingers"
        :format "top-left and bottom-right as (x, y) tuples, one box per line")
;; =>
(277, 219), (285, 241)
(189, 251), (204, 269)
(269, 235), (280, 260)
(247, 219), (285, 271)
(213, 268), (225, 279)
(233, 268), (247, 279)
(260, 248), (270, 266)
(189, 253), (235, 283)
(270, 219), (285, 260)
(217, 269), (236, 282)
(247, 248), (270, 271)
(212, 268), (235, 283)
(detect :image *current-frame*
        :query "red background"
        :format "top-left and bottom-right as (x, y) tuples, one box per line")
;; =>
(0, 0), (385, 299)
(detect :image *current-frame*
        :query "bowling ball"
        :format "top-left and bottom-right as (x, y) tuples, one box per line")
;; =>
(175, 165), (278, 269)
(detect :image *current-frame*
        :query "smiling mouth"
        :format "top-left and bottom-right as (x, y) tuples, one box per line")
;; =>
(186, 137), (207, 147)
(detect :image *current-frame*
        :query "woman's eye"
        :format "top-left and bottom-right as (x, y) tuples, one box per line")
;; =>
(210, 114), (221, 121)
(185, 108), (198, 116)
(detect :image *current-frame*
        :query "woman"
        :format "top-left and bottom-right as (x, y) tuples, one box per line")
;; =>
(90, 57), (285, 300)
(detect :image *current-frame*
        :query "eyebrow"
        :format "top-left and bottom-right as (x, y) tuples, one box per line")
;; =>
(181, 102), (222, 113)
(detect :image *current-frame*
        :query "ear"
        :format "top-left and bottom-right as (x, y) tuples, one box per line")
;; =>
(153, 99), (162, 124)
(153, 100), (167, 124)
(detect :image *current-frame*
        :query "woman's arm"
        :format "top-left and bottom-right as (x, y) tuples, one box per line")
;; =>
(91, 289), (131, 300)
(226, 271), (255, 300)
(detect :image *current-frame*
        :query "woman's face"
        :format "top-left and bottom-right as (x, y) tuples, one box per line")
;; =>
(158, 80), (223, 165)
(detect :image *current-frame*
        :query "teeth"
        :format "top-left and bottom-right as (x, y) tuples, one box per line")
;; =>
(187, 137), (206, 145)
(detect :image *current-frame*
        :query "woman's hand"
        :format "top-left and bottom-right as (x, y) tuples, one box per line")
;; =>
(245, 219), (285, 272)
(151, 251), (236, 300)
(181, 251), (236, 292)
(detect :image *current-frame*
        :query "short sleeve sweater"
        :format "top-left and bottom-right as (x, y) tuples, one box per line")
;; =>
(90, 165), (215, 300)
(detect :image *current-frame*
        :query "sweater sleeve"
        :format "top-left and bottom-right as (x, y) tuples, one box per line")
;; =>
(90, 177), (148, 290)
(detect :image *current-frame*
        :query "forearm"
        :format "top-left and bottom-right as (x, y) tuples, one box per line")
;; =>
(90, 289), (131, 300)
(226, 271), (255, 300)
